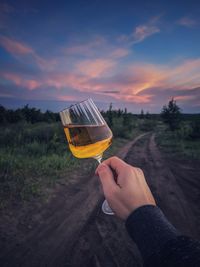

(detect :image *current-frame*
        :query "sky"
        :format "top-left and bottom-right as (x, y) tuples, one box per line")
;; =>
(0, 0), (200, 113)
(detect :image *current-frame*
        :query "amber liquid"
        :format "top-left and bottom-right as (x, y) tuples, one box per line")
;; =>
(64, 124), (112, 158)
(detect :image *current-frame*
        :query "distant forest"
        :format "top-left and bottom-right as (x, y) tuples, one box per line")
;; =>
(0, 103), (199, 125)
(0, 104), (155, 124)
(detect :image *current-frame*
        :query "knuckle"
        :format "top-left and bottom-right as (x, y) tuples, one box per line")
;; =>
(127, 165), (134, 172)
(111, 156), (119, 161)
(137, 168), (144, 175)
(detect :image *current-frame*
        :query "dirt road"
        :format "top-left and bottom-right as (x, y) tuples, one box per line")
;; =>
(1, 133), (200, 267)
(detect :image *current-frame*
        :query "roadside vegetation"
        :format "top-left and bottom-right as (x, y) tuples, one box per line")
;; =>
(157, 98), (200, 160)
(0, 101), (199, 209)
(0, 104), (156, 208)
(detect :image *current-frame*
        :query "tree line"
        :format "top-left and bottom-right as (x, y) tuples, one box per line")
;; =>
(0, 103), (157, 125)
(0, 105), (60, 124)
(0, 99), (199, 138)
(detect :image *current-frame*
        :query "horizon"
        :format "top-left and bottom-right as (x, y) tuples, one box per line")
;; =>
(0, 0), (200, 113)
(1, 97), (199, 114)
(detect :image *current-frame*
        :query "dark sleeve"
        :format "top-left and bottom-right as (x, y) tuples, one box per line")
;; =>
(125, 205), (200, 267)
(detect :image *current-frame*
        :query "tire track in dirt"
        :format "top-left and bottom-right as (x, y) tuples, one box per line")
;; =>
(1, 132), (200, 267)
(0, 134), (147, 267)
(125, 133), (200, 239)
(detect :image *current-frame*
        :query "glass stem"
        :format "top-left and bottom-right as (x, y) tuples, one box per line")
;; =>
(94, 154), (114, 215)
(94, 154), (102, 164)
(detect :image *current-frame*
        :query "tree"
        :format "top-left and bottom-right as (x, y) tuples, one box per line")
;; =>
(107, 103), (113, 126)
(161, 98), (182, 131)
(145, 111), (150, 119)
(140, 109), (144, 119)
(0, 105), (6, 123)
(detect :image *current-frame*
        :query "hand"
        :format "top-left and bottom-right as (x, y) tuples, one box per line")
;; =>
(96, 156), (156, 220)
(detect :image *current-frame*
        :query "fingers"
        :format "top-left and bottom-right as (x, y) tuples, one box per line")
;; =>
(102, 156), (127, 175)
(96, 163), (119, 195)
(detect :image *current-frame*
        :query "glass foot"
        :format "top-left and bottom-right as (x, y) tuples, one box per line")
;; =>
(102, 200), (114, 215)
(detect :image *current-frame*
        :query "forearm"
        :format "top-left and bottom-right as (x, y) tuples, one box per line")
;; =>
(126, 205), (200, 267)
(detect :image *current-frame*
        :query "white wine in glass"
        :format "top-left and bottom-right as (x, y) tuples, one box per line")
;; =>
(60, 98), (114, 215)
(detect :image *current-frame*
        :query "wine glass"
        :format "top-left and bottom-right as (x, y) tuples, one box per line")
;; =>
(59, 98), (114, 215)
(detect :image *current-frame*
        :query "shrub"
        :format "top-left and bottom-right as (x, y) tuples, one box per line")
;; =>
(138, 119), (156, 131)
(189, 119), (200, 139)
(161, 98), (182, 131)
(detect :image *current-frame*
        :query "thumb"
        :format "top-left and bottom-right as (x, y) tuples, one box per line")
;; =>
(96, 163), (118, 195)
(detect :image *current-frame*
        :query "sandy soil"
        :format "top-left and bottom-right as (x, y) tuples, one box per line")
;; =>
(0, 133), (200, 267)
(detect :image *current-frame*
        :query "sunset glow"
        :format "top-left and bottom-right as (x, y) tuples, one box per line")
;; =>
(0, 0), (200, 112)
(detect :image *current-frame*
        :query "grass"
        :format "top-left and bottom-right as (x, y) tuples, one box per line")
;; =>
(0, 122), (78, 207)
(1, 117), (199, 209)
(156, 127), (200, 160)
(0, 120), (143, 209)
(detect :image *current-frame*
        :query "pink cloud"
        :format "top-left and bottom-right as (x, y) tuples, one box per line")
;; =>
(177, 17), (197, 27)
(0, 36), (57, 71)
(132, 25), (160, 43)
(75, 59), (116, 78)
(2, 72), (41, 90)
(0, 36), (33, 55)
(118, 17), (161, 45)
(3, 73), (22, 86)
(65, 36), (106, 56)
(100, 92), (152, 104)
(111, 48), (129, 58)
(64, 36), (130, 61)
(2, 49), (200, 105)
(175, 95), (195, 102)
(161, 59), (200, 89)
(56, 95), (78, 101)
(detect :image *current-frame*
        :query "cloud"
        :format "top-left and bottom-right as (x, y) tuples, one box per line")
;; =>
(0, 36), (33, 55)
(2, 72), (42, 90)
(0, 24), (199, 112)
(118, 17), (161, 45)
(2, 58), (200, 107)
(101, 90), (120, 94)
(63, 18), (160, 61)
(56, 95), (78, 101)
(0, 36), (57, 71)
(137, 86), (200, 111)
(65, 36), (106, 56)
(132, 25), (160, 44)
(177, 17), (197, 28)
(75, 59), (116, 78)
(110, 48), (129, 58)
(64, 36), (130, 60)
